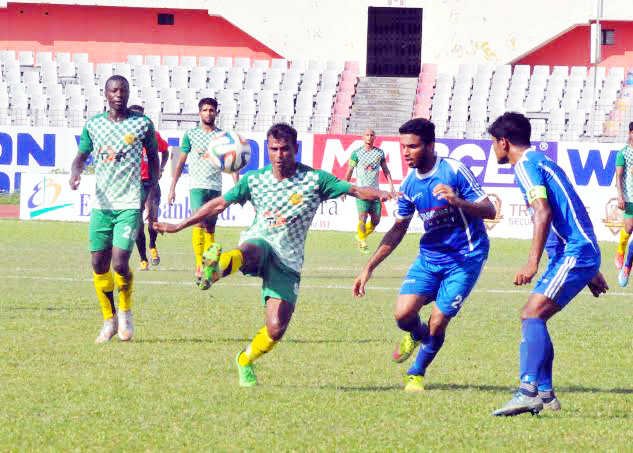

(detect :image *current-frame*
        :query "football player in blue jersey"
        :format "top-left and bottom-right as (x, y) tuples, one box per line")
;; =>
(488, 112), (608, 417)
(352, 118), (497, 393)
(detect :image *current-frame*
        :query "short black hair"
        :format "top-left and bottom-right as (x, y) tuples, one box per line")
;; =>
(199, 97), (218, 111)
(487, 112), (532, 147)
(629, 121), (633, 132)
(399, 118), (435, 144)
(267, 123), (298, 147)
(128, 104), (144, 114)
(105, 75), (129, 90)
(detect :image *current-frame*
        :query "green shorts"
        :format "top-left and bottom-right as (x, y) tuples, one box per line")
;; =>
(624, 202), (633, 218)
(89, 208), (141, 252)
(356, 199), (381, 217)
(240, 238), (301, 305)
(190, 188), (221, 225)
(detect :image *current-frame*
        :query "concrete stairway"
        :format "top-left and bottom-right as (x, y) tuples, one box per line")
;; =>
(347, 77), (418, 136)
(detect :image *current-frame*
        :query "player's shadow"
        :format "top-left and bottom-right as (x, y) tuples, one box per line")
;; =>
(5, 306), (94, 311)
(428, 383), (633, 395)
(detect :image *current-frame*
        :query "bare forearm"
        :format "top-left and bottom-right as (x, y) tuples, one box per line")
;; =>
(147, 150), (159, 186)
(170, 157), (187, 191)
(528, 208), (551, 266)
(175, 197), (228, 231)
(71, 153), (88, 177)
(159, 153), (169, 173)
(364, 221), (408, 272)
(452, 197), (496, 219)
(349, 185), (385, 201)
(616, 168), (624, 198)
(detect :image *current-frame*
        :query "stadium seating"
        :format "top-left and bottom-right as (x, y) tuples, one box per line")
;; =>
(1, 49), (629, 139)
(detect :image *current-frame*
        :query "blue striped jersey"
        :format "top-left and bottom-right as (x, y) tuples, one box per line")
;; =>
(514, 150), (599, 264)
(396, 157), (490, 265)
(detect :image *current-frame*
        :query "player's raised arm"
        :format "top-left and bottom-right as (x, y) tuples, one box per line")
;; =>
(347, 184), (397, 202)
(154, 195), (230, 233)
(353, 217), (411, 297)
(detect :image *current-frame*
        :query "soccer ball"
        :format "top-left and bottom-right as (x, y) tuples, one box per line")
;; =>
(207, 130), (251, 173)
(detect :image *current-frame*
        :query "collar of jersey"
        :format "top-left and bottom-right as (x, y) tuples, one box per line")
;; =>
(415, 154), (440, 179)
(516, 147), (536, 167)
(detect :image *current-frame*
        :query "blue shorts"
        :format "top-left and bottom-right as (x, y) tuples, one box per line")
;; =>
(399, 256), (486, 317)
(532, 254), (600, 307)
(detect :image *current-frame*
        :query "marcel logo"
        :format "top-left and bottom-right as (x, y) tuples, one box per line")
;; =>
(601, 198), (624, 235)
(27, 177), (73, 218)
(483, 193), (504, 231)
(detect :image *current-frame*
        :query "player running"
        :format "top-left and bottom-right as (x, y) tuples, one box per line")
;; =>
(614, 121), (633, 286)
(154, 123), (396, 387)
(167, 97), (238, 289)
(342, 128), (396, 253)
(488, 112), (608, 417)
(69, 75), (159, 344)
(128, 105), (169, 271)
(352, 118), (496, 393)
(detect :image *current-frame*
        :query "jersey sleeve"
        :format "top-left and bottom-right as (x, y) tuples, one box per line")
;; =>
(155, 131), (169, 153)
(348, 150), (358, 169)
(455, 162), (487, 202)
(78, 124), (93, 154)
(223, 172), (251, 205)
(616, 149), (625, 167)
(180, 131), (191, 154)
(316, 169), (353, 200)
(395, 175), (415, 219)
(515, 156), (547, 204)
(142, 119), (158, 153)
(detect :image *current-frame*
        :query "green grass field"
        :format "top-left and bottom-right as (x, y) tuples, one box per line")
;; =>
(1, 219), (632, 452)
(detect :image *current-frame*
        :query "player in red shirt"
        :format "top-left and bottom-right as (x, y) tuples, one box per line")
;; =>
(129, 105), (169, 270)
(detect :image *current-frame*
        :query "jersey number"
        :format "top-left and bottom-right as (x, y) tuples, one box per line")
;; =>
(451, 295), (464, 310)
(122, 226), (137, 240)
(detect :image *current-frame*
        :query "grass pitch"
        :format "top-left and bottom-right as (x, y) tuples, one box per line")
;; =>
(1, 219), (632, 451)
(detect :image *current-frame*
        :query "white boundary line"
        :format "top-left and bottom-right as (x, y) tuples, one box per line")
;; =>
(3, 274), (629, 297)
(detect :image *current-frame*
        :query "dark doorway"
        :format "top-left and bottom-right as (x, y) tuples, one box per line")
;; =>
(366, 7), (422, 77)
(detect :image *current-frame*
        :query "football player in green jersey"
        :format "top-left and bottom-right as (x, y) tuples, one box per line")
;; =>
(615, 121), (633, 286)
(70, 75), (159, 344)
(155, 123), (396, 387)
(168, 98), (239, 289)
(342, 128), (396, 253)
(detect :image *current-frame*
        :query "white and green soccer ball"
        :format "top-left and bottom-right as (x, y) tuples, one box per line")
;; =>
(207, 130), (252, 173)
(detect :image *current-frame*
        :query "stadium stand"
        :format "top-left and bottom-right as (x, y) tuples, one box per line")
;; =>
(0, 48), (632, 141)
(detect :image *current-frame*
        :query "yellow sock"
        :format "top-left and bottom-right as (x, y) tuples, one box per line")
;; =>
(114, 271), (134, 311)
(357, 221), (366, 241)
(365, 221), (375, 237)
(204, 231), (215, 252)
(618, 229), (630, 255)
(218, 249), (244, 278)
(192, 226), (204, 267)
(238, 326), (277, 366)
(93, 271), (115, 320)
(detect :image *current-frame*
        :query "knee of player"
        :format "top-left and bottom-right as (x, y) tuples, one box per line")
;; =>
(111, 260), (130, 276)
(266, 318), (288, 341)
(428, 314), (449, 335)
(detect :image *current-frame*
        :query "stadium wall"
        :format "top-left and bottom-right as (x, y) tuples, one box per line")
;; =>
(9, 127), (625, 241)
(0, 3), (281, 63)
(4, 0), (633, 69)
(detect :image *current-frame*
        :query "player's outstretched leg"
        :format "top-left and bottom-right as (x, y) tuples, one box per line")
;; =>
(199, 244), (244, 290)
(616, 228), (630, 270)
(93, 271), (118, 344)
(393, 315), (427, 363)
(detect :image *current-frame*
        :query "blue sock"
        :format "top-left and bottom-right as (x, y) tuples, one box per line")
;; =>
(407, 333), (445, 376)
(626, 241), (633, 268)
(396, 315), (429, 343)
(538, 338), (554, 392)
(520, 318), (550, 384)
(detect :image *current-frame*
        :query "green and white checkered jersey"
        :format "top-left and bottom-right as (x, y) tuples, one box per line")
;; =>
(348, 146), (386, 188)
(78, 112), (157, 210)
(224, 163), (352, 273)
(181, 126), (224, 191)
(616, 145), (633, 201)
